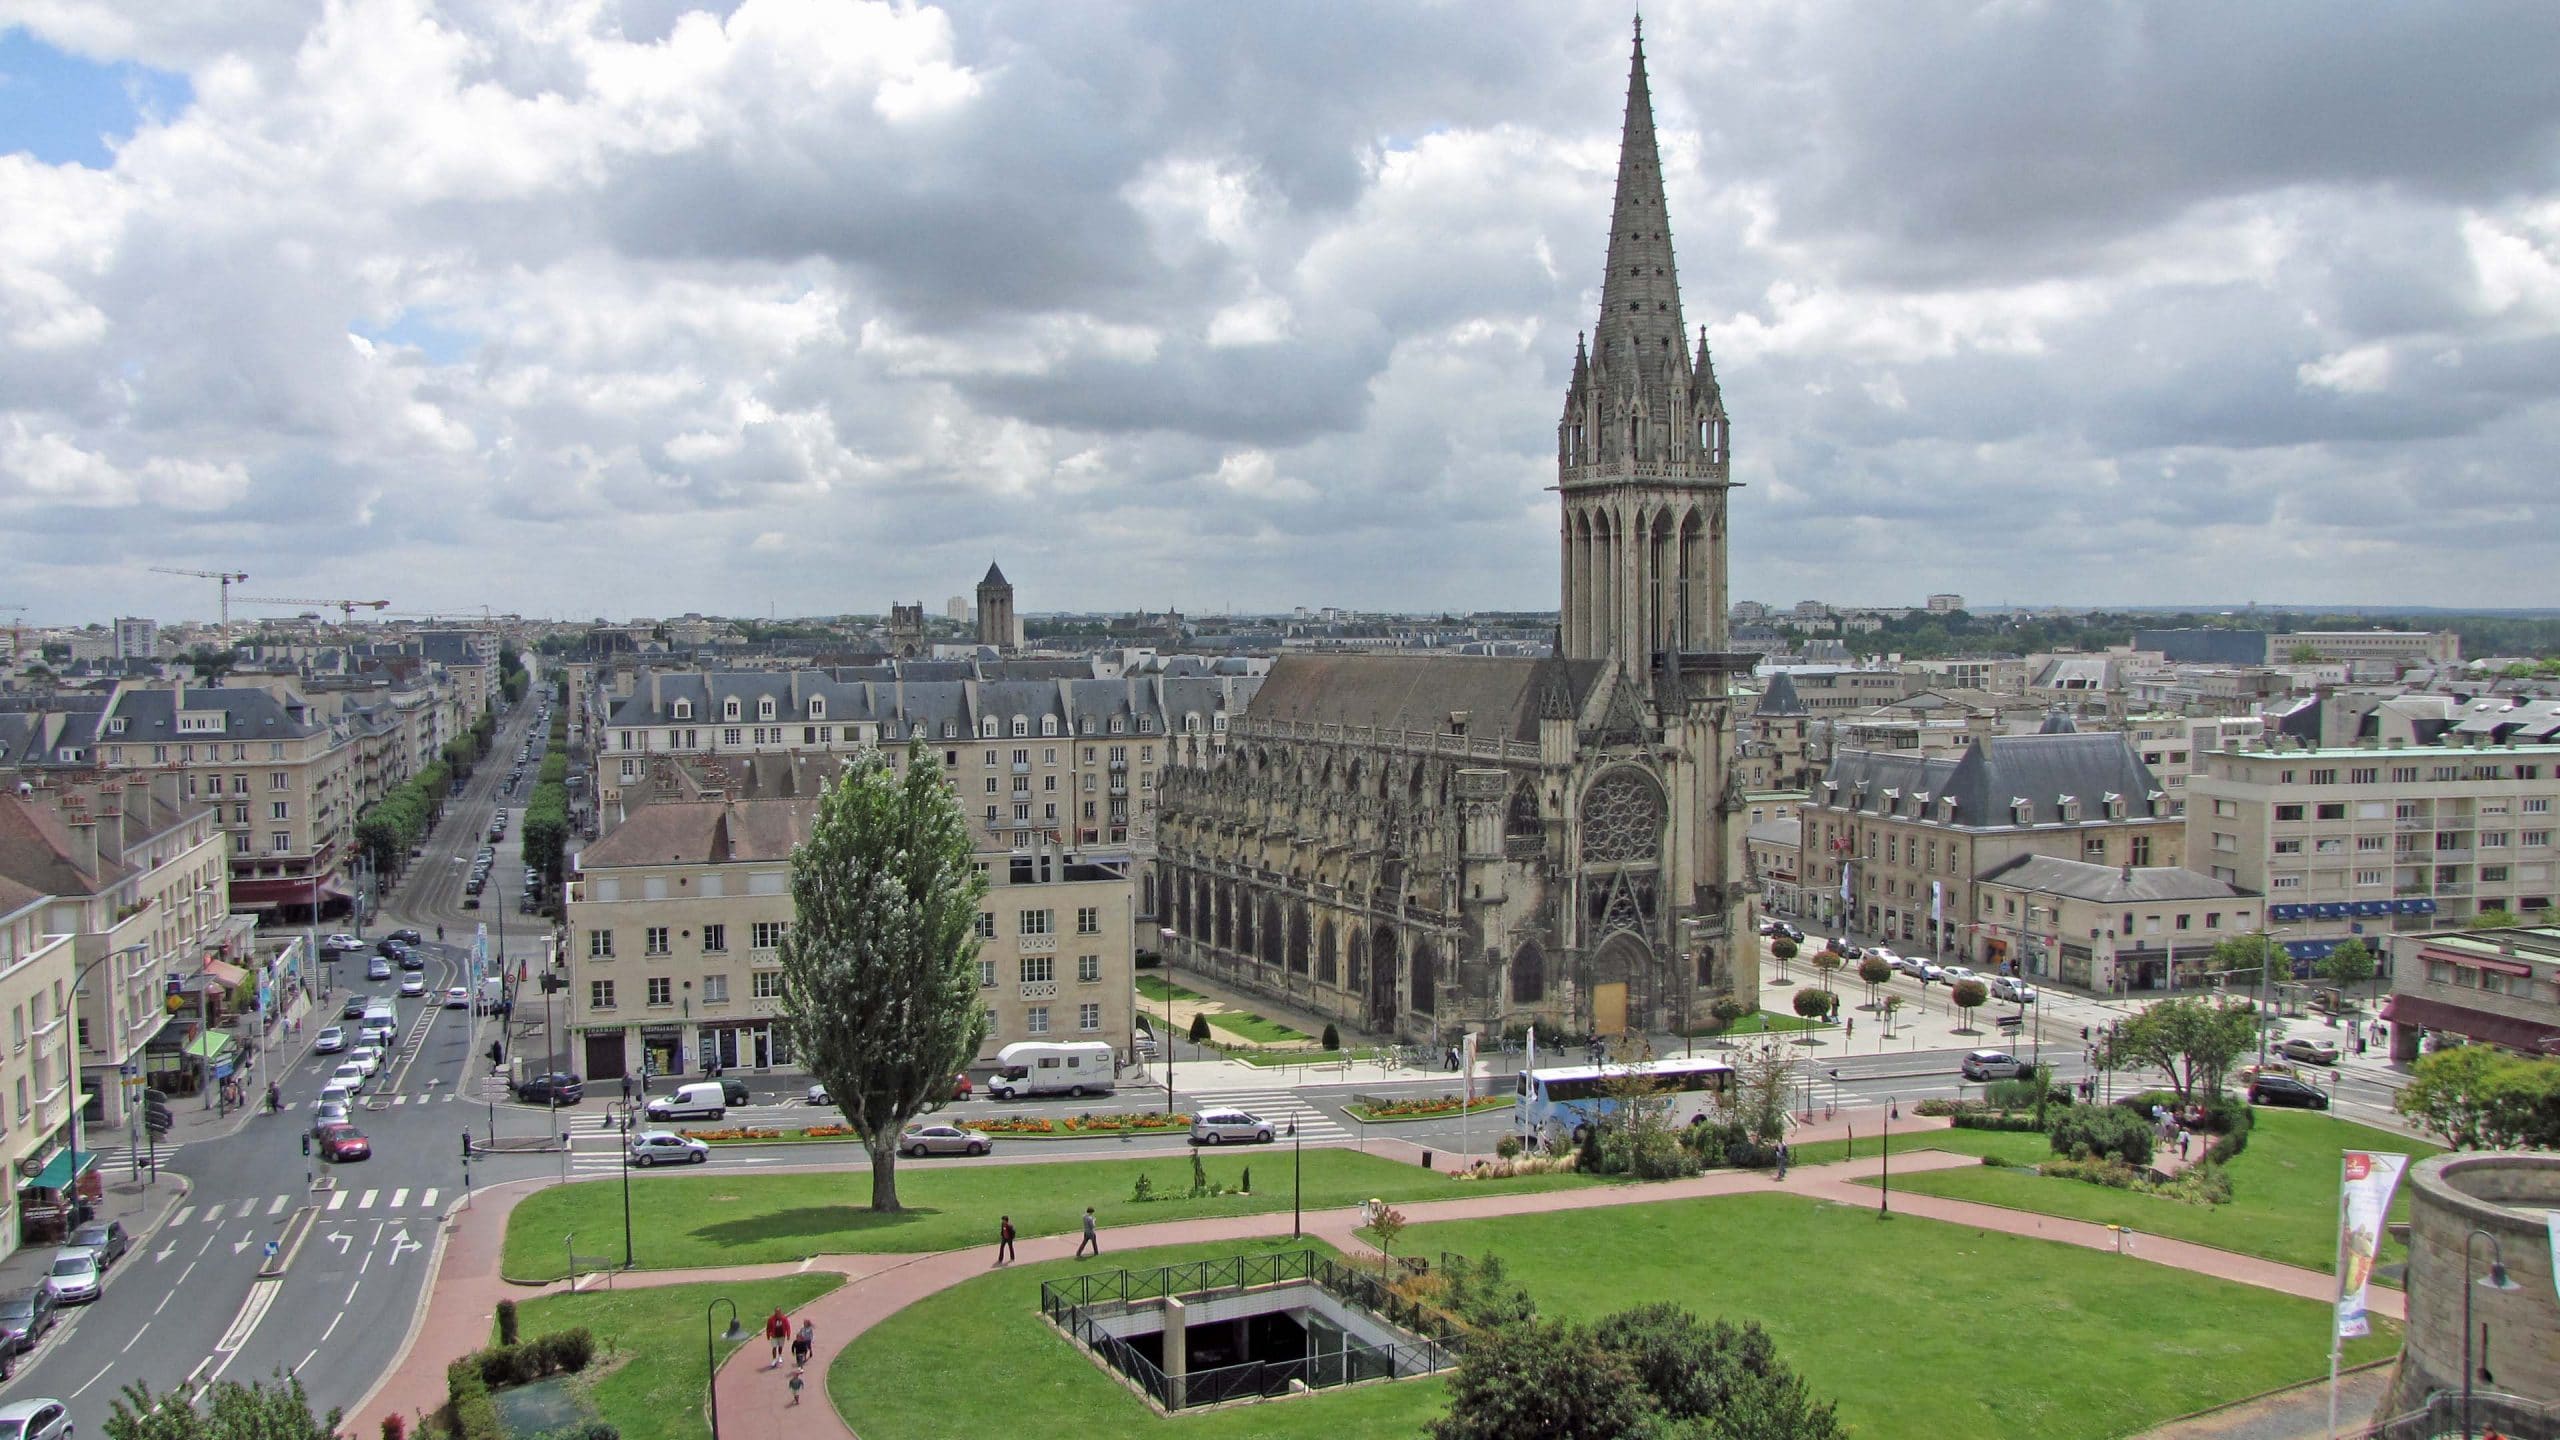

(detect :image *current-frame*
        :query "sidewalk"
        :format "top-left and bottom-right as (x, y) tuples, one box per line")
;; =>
(0, 1139), (194, 1299)
(356, 1123), (2379, 1440)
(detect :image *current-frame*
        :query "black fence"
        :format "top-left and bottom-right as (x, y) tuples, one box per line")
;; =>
(2349, 1389), (2559, 1440)
(1041, 1249), (1462, 1411)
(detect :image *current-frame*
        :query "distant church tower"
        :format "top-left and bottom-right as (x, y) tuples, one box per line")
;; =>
(976, 562), (1017, 652)
(1558, 17), (1731, 672)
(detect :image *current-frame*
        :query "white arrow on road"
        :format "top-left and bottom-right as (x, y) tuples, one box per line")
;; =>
(387, 1228), (421, 1266)
(154, 1244), (175, 1264)
(328, 1232), (353, 1254)
(231, 1233), (254, 1255)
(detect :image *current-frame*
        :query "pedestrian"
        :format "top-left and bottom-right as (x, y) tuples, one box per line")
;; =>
(1445, 1046), (1459, 1073)
(792, 1319), (815, 1369)
(995, 1215), (1016, 1266)
(1775, 1142), (1790, 1180)
(787, 1369), (804, 1406)
(764, 1308), (789, 1368)
(1846, 1019), (1855, 1039)
(1076, 1206), (1100, 1258)
(2176, 1126), (2191, 1160)
(437, 925), (446, 943)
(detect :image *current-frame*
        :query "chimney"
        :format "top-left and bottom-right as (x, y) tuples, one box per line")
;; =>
(2120, 863), (2134, 884)
(66, 813), (100, 881)
(151, 767), (183, 817)
(97, 780), (127, 861)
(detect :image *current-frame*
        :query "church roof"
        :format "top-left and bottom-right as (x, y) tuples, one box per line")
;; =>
(2038, 707), (2079, 735)
(1244, 654), (1602, 745)
(1593, 19), (1688, 383)
(980, 562), (1009, 589)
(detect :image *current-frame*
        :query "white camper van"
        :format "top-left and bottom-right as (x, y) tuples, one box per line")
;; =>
(986, 1041), (1118, 1099)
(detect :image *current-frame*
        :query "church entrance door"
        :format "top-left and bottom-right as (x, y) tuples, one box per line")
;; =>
(1592, 981), (1629, 1038)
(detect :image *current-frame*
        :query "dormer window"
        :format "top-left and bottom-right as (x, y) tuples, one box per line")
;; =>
(2103, 791), (2125, 820)
(1078, 718), (1094, 735)
(1178, 715), (1194, 734)
(1010, 717), (1029, 738)
(1041, 716), (1059, 737)
(2010, 798), (2032, 825)
(943, 721), (958, 739)
(1139, 716), (1157, 734)
(758, 698), (775, 721)
(809, 697), (826, 720)
(672, 700), (692, 720)
(723, 698), (741, 721)
(980, 717), (999, 739)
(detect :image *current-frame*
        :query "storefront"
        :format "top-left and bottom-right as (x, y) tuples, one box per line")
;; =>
(700, 1021), (793, 1072)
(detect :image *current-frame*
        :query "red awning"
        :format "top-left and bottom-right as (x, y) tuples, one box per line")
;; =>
(227, 876), (329, 907)
(2382, 993), (2560, 1055)
(2420, 946), (2531, 976)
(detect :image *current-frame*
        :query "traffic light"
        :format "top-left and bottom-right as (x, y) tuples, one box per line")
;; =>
(302, 1133), (312, 1157)
(2081, 1026), (2090, 1040)
(461, 1130), (473, 1158)
(144, 1093), (175, 1137)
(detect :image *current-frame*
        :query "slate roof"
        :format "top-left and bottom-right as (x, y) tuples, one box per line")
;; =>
(981, 562), (1009, 589)
(0, 793), (127, 896)
(2451, 698), (2560, 742)
(1242, 654), (1601, 744)
(0, 873), (45, 917)
(102, 684), (323, 741)
(1820, 732), (2170, 828)
(1745, 817), (1801, 848)
(1977, 854), (2256, 904)
(601, 663), (1260, 741)
(1753, 670), (1808, 717)
(579, 797), (815, 868)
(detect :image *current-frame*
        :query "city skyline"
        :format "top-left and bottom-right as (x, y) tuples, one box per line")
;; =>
(3, 2), (2557, 622)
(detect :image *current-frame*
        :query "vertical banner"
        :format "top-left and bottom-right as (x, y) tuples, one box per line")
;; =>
(2335, 1151), (2409, 1339)
(2547, 1210), (2560, 1303)
(1840, 862), (1853, 902)
(1462, 1032), (1478, 1103)
(1526, 1025), (1536, 1077)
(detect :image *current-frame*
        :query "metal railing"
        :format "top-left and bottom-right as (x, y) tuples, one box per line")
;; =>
(2347, 1387), (2559, 1439)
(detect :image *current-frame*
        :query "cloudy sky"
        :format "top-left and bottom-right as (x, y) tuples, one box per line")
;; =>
(3, 1), (2557, 626)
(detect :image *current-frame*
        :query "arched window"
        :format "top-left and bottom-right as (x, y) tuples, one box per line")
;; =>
(1316, 918), (1338, 986)
(1512, 941), (1546, 1004)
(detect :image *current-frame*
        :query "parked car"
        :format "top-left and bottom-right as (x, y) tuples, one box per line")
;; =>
(1190, 1110), (1276, 1145)
(628, 1131), (710, 1166)
(67, 1221), (128, 1271)
(365, 957), (392, 981)
(42, 1252), (99, 1306)
(445, 987), (472, 1009)
(514, 1072), (585, 1106)
(0, 1399), (73, 1440)
(1865, 945), (1903, 969)
(0, 1291), (56, 1356)
(2249, 1073), (2331, 1110)
(1991, 976), (2039, 1003)
(315, 1124), (372, 1162)
(899, 1123), (991, 1157)
(311, 1102), (351, 1135)
(313, 1026), (348, 1054)
(1917, 959), (1948, 983)
(2276, 1037), (2342, 1066)
(1959, 1049), (2028, 1081)
(322, 933), (363, 953)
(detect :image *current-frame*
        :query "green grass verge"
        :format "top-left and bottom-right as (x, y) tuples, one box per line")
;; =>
(1134, 975), (1206, 1004)
(500, 1148), (1598, 1282)
(1234, 1048), (1359, 1068)
(1204, 1010), (1314, 1045)
(509, 1273), (843, 1440)
(1717, 1010), (1832, 1036)
(1408, 1193), (2397, 1440)
(1875, 1109), (2441, 1277)
(1785, 1124), (2052, 1169)
(833, 1191), (2394, 1440)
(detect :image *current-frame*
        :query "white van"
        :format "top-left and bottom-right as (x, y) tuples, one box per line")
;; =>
(645, 1081), (727, 1121)
(987, 1041), (1118, 1100)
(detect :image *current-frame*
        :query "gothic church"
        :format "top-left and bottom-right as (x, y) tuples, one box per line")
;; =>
(1155, 24), (1757, 1046)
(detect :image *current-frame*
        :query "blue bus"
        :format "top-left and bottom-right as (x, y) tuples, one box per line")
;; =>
(1514, 1057), (1736, 1149)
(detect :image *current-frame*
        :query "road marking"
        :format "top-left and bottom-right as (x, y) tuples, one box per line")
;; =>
(215, 1278), (283, 1351)
(420, 1187), (438, 1208)
(171, 1205), (195, 1226)
(390, 1187), (409, 1208)
(120, 1322), (149, 1353)
(327, 1191), (347, 1211)
(320, 1311), (344, 1344)
(71, 1363), (113, 1398)
(269, 1194), (291, 1216)
(358, 1189), (379, 1209)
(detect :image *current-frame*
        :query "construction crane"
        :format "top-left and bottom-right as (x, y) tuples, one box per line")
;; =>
(147, 566), (250, 645)
(237, 596), (391, 625)
(0, 605), (24, 661)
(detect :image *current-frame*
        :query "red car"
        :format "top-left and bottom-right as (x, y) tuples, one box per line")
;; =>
(316, 1124), (372, 1162)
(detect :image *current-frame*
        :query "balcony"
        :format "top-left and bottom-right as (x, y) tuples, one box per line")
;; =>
(1019, 981), (1058, 1000)
(1018, 933), (1058, 954)
(1012, 762), (1032, 775)
(1109, 759), (1127, 773)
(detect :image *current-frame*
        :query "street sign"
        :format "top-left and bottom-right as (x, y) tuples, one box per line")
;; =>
(1995, 1015), (2024, 1032)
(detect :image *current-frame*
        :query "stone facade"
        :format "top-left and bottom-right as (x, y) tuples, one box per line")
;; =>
(2386, 1152), (2560, 1417)
(1153, 23), (1757, 1046)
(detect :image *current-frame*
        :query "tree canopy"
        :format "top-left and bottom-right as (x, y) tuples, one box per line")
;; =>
(2315, 938), (2378, 993)
(106, 1374), (340, 1440)
(777, 741), (989, 1211)
(2113, 996), (2259, 1102)
(1431, 1305), (1843, 1440)
(2395, 1047), (2560, 1150)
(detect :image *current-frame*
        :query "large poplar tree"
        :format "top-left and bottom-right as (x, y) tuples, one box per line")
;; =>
(778, 742), (989, 1211)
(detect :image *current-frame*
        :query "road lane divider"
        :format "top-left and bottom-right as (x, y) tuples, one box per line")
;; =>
(262, 1205), (321, 1277)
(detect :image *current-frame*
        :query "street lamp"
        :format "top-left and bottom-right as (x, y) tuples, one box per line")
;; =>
(2462, 1227), (2524, 1440)
(620, 1110), (636, 1269)
(704, 1298), (746, 1440)
(1878, 1094), (1898, 1216)
(1288, 1119), (1302, 1238)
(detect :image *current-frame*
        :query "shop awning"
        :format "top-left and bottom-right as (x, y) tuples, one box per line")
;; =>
(182, 1031), (238, 1061)
(200, 959), (247, 989)
(21, 1148), (99, 1192)
(2381, 993), (2560, 1055)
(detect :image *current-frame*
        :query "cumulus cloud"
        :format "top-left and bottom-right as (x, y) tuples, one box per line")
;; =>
(0, 0), (2555, 621)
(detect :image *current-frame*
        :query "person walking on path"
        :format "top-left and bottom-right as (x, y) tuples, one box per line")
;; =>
(788, 1370), (805, 1406)
(1775, 1142), (1790, 1180)
(764, 1308), (790, 1368)
(995, 1216), (1016, 1266)
(1076, 1206), (1100, 1258)
(2176, 1126), (2192, 1161)
(792, 1318), (815, 1369)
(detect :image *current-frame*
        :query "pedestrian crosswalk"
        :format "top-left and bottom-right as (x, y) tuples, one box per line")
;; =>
(86, 1142), (184, 1170)
(1200, 1088), (1351, 1143)
(166, 1187), (446, 1227)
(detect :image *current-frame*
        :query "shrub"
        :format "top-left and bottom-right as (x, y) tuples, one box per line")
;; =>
(533, 1328), (596, 1374)
(2205, 1103), (2255, 1166)
(2050, 1106), (2155, 1166)
(1187, 1012), (1210, 1044)
(1950, 1109), (2049, 1133)
(495, 1300), (518, 1347)
(2039, 1156), (2144, 1190)
(1495, 1134), (1521, 1160)
(1321, 1022), (1341, 1051)
(443, 1359), (500, 1440)
(584, 1427), (619, 1440)
(382, 1414), (408, 1440)
(1453, 1152), (1579, 1181)
(1130, 1172), (1155, 1203)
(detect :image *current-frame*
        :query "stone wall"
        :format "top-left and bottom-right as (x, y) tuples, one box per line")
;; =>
(2386, 1152), (2560, 1415)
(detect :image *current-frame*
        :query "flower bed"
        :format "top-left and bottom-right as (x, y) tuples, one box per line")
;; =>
(1346, 1095), (1512, 1123)
(676, 1126), (789, 1142)
(961, 1112), (1193, 1138)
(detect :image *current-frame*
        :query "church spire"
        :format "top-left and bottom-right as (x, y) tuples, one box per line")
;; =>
(1592, 18), (1687, 379)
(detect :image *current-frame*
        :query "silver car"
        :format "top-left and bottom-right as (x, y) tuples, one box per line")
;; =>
(627, 1131), (709, 1167)
(1189, 1110), (1275, 1145)
(42, 1252), (99, 1306)
(899, 1124), (991, 1158)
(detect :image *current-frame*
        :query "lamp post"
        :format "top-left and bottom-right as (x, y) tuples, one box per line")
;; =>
(2462, 1227), (2524, 1440)
(620, 1109), (635, 1269)
(704, 1298), (746, 1440)
(1288, 1119), (1302, 1238)
(1878, 1094), (1898, 1216)
(66, 943), (149, 1223)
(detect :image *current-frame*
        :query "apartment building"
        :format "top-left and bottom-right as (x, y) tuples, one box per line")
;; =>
(90, 680), (353, 913)
(1974, 856), (2261, 993)
(2379, 925), (2560, 1062)
(0, 775), (228, 1126)
(595, 665), (1261, 862)
(2123, 714), (2267, 801)
(2185, 740), (2560, 968)
(1897, 656), (2024, 693)
(1761, 667), (1910, 716)
(0, 876), (80, 1260)
(2267, 630), (2460, 669)
(1800, 733), (2184, 973)
(561, 781), (1137, 1080)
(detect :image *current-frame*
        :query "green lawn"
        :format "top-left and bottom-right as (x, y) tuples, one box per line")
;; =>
(833, 1193), (2395, 1440)
(1878, 1109), (2441, 1276)
(1204, 1010), (1314, 1045)
(1720, 1009), (1832, 1036)
(1134, 975), (1207, 1004)
(501, 1148), (1596, 1281)
(508, 1273), (843, 1440)
(1786, 1123), (2053, 1169)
